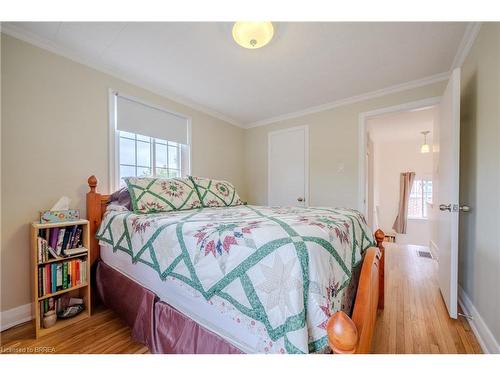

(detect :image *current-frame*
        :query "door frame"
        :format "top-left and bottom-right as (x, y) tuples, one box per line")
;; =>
(268, 125), (310, 206)
(357, 96), (442, 217)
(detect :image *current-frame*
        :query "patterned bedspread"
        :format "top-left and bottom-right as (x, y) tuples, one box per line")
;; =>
(96, 204), (374, 353)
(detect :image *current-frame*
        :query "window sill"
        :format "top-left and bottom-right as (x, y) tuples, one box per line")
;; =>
(408, 217), (428, 221)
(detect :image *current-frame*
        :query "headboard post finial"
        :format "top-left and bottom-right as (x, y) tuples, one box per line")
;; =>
(88, 175), (98, 193)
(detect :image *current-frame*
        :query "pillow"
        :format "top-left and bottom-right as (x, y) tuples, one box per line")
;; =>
(190, 176), (243, 207)
(108, 186), (132, 211)
(124, 177), (202, 214)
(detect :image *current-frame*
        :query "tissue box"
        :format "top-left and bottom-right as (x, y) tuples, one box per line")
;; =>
(40, 210), (80, 224)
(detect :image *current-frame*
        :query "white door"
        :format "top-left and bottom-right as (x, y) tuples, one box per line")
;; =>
(268, 126), (308, 207)
(437, 68), (461, 319)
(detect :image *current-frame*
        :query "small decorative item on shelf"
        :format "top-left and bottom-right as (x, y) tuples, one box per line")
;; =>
(40, 209), (80, 224)
(58, 304), (85, 319)
(43, 310), (57, 328)
(57, 296), (85, 319)
(40, 196), (80, 223)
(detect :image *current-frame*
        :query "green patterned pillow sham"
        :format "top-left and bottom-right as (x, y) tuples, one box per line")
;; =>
(124, 177), (202, 213)
(190, 176), (243, 207)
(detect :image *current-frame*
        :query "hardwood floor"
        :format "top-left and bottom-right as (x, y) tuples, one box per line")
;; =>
(0, 242), (481, 354)
(0, 306), (149, 354)
(372, 243), (482, 354)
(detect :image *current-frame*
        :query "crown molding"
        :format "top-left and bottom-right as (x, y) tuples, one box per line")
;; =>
(244, 72), (450, 128)
(1, 23), (245, 128)
(451, 22), (482, 70)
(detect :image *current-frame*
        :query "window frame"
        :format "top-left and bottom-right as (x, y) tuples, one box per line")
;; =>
(109, 89), (192, 191)
(408, 175), (433, 220)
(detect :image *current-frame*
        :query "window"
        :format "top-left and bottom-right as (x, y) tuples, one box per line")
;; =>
(110, 91), (190, 190)
(408, 177), (433, 219)
(118, 131), (182, 187)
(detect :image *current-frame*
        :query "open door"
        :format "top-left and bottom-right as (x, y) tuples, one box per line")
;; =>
(436, 68), (461, 319)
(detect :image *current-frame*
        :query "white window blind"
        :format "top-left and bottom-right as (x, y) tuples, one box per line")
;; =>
(116, 94), (189, 145)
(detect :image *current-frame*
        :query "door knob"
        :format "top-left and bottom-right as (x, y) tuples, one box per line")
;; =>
(439, 204), (451, 212)
(297, 197), (304, 202)
(459, 205), (471, 212)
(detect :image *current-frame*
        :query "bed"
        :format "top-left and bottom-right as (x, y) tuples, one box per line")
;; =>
(86, 175), (385, 354)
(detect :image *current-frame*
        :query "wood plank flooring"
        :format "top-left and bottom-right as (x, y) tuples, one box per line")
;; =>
(0, 307), (149, 354)
(372, 243), (481, 354)
(1, 242), (481, 354)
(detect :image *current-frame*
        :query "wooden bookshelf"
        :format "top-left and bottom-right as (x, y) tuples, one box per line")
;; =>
(31, 219), (91, 338)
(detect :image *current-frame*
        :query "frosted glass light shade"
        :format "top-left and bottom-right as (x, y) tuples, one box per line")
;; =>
(421, 144), (430, 153)
(232, 22), (274, 49)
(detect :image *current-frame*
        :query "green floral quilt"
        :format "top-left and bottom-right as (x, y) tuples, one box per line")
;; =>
(96, 204), (374, 353)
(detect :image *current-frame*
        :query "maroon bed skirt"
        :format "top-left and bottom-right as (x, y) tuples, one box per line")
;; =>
(95, 260), (243, 354)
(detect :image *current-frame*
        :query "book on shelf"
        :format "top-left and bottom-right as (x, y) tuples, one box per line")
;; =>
(38, 259), (87, 298)
(61, 229), (71, 252)
(69, 225), (78, 249)
(49, 228), (59, 251)
(55, 228), (65, 255)
(56, 263), (63, 291)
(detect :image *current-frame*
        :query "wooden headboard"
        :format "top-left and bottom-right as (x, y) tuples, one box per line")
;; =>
(86, 175), (110, 267)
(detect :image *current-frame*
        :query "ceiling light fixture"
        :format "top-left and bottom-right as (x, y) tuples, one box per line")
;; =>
(420, 131), (431, 153)
(232, 22), (274, 49)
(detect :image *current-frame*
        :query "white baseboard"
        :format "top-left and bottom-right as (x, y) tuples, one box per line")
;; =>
(429, 240), (439, 260)
(0, 303), (33, 332)
(458, 286), (500, 354)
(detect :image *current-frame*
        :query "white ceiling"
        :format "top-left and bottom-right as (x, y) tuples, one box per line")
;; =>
(5, 22), (467, 127)
(367, 106), (437, 143)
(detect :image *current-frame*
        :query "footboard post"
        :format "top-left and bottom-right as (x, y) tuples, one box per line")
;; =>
(374, 229), (385, 310)
(327, 311), (358, 354)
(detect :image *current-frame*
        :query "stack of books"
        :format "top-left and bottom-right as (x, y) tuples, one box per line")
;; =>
(37, 225), (85, 262)
(38, 259), (87, 297)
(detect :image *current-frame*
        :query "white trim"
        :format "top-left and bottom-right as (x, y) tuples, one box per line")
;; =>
(0, 303), (33, 332)
(451, 23), (482, 70)
(458, 286), (500, 354)
(108, 89), (119, 192)
(267, 125), (309, 207)
(429, 239), (439, 261)
(358, 96), (442, 215)
(109, 89), (193, 189)
(1, 23), (244, 129)
(245, 73), (449, 129)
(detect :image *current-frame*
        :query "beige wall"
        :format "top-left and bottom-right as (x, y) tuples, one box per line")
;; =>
(0, 34), (246, 312)
(244, 82), (446, 210)
(459, 23), (500, 344)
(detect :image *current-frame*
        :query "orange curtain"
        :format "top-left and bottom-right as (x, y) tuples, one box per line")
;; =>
(392, 172), (415, 234)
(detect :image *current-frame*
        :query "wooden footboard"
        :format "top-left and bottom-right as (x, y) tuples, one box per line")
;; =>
(327, 229), (385, 354)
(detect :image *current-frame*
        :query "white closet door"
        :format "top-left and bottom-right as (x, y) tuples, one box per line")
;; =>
(268, 126), (309, 207)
